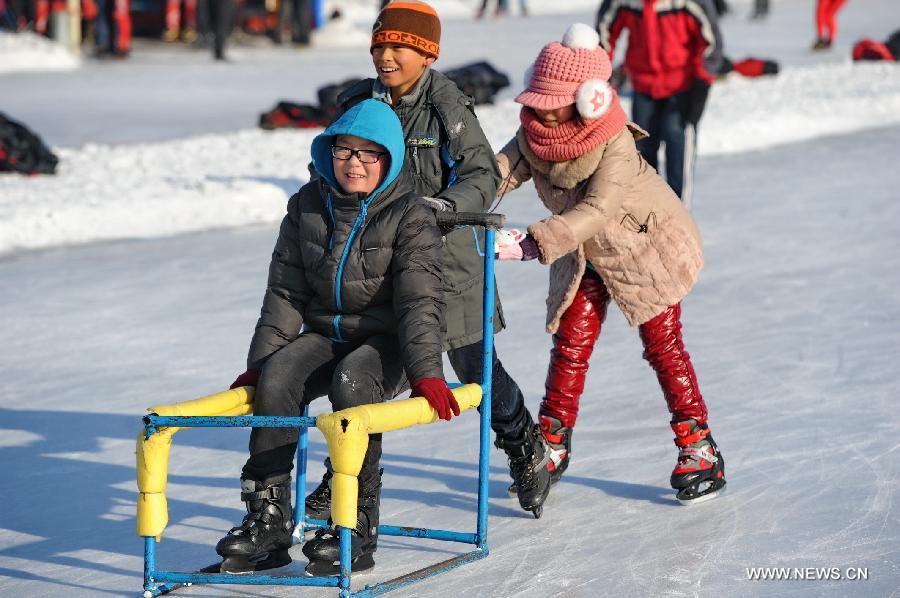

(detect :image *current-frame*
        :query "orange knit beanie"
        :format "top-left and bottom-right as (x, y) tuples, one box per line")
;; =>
(371, 1), (441, 59)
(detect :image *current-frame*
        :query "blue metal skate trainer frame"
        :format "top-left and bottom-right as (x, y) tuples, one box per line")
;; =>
(140, 215), (503, 597)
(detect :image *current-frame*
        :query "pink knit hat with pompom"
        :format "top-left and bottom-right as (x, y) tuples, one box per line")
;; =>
(516, 23), (616, 120)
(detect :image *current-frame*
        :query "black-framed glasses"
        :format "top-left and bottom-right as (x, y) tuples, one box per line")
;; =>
(331, 145), (387, 164)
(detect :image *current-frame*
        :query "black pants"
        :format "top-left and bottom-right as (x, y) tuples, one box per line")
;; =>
(447, 341), (531, 442)
(631, 89), (698, 207)
(283, 0), (312, 44)
(206, 0), (233, 60)
(242, 333), (405, 485)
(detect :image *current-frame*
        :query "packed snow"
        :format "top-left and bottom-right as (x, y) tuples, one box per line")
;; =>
(1, 0), (899, 597)
(0, 30), (81, 73)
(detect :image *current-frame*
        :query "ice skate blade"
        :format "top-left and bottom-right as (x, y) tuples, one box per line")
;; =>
(508, 472), (563, 495)
(303, 553), (375, 577)
(219, 549), (291, 574)
(676, 484), (726, 505)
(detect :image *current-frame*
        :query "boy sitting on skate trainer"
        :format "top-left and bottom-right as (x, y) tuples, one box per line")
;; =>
(216, 99), (458, 575)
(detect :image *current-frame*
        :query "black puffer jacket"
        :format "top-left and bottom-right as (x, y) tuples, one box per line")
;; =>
(247, 100), (445, 384)
(337, 69), (504, 351)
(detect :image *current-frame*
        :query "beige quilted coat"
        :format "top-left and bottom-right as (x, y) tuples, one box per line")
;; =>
(496, 123), (703, 331)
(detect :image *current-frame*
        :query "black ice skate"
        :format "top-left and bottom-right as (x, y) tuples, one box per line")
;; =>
(670, 420), (726, 504)
(539, 414), (572, 484)
(304, 459), (333, 522)
(497, 423), (552, 518)
(302, 469), (381, 576)
(216, 474), (295, 573)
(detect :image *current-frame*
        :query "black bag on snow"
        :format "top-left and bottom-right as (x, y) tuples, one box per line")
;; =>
(886, 29), (900, 60)
(317, 77), (366, 121)
(0, 112), (58, 175)
(443, 61), (510, 105)
(258, 101), (327, 129)
(258, 78), (366, 130)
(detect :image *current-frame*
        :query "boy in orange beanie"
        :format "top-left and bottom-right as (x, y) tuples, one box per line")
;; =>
(300, 1), (553, 529)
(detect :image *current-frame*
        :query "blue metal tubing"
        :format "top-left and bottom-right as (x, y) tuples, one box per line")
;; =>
(144, 415), (317, 428)
(305, 517), (328, 529)
(477, 229), (496, 548)
(294, 403), (310, 536)
(144, 536), (156, 594)
(152, 572), (340, 587)
(142, 227), (498, 597)
(351, 548), (488, 597)
(378, 525), (477, 544)
(340, 526), (352, 597)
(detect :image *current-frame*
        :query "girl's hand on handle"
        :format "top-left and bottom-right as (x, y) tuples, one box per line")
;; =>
(495, 228), (540, 261)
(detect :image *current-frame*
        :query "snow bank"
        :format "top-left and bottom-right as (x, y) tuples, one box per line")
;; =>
(0, 30), (80, 74)
(2, 60), (899, 256)
(0, 129), (310, 255)
(310, 12), (371, 48)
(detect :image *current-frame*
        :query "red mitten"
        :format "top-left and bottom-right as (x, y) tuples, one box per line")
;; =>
(230, 369), (259, 389)
(411, 378), (460, 421)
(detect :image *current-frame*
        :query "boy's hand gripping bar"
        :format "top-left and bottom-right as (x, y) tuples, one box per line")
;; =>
(436, 211), (506, 231)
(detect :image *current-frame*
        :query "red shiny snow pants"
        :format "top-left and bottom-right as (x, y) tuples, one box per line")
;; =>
(540, 269), (708, 429)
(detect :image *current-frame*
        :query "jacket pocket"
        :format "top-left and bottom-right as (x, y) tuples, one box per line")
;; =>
(441, 226), (485, 292)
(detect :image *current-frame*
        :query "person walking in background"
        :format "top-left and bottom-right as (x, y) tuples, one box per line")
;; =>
(596, 0), (723, 209)
(94, 0), (131, 57)
(33, 0), (48, 35)
(494, 23), (726, 505)
(750, 0), (769, 20)
(163, 0), (198, 42)
(814, 0), (847, 49)
(476, 0), (527, 18)
(282, 0), (312, 45)
(206, 0), (233, 60)
(477, 0), (506, 18)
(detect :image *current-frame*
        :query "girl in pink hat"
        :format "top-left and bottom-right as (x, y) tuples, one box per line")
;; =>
(495, 23), (725, 504)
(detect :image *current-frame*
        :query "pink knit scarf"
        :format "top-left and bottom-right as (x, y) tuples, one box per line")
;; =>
(520, 100), (628, 162)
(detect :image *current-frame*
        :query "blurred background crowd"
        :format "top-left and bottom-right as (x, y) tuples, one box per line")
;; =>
(0, 0), (334, 60)
(0, 0), (548, 61)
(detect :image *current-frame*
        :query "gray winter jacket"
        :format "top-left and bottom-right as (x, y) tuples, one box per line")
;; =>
(336, 69), (504, 351)
(247, 100), (445, 384)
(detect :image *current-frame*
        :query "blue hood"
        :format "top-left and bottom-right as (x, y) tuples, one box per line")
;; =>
(311, 99), (405, 200)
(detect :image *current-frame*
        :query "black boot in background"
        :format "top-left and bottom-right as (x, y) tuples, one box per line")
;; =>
(216, 473), (294, 573)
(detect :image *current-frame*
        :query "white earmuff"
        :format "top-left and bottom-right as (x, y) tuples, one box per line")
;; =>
(576, 79), (614, 120)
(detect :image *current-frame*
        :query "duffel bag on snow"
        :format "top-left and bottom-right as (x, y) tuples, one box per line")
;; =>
(317, 77), (366, 122)
(259, 102), (328, 130)
(443, 61), (510, 105)
(0, 112), (58, 175)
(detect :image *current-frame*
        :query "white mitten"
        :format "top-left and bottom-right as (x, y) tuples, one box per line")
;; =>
(495, 228), (526, 260)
